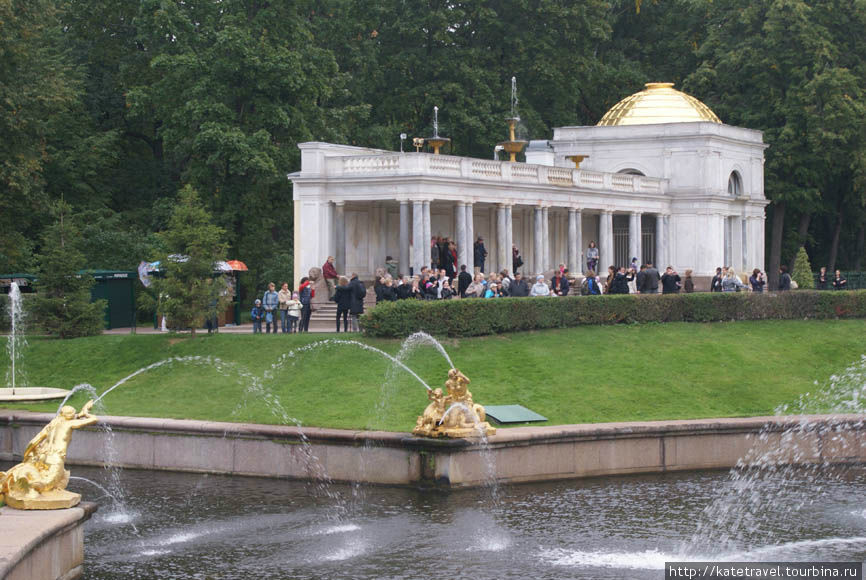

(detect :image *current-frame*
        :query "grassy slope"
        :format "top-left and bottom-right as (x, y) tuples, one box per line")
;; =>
(1, 320), (864, 431)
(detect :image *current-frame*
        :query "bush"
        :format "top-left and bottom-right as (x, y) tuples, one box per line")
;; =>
(791, 246), (814, 290)
(359, 290), (866, 338)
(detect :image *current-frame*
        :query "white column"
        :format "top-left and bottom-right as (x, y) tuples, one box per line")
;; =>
(412, 200), (424, 275)
(466, 203), (475, 270)
(422, 200), (431, 269)
(399, 201), (410, 278)
(575, 209), (583, 273)
(568, 209), (578, 274)
(629, 212), (642, 268)
(533, 207), (543, 275)
(334, 201), (346, 274)
(505, 205), (513, 274)
(655, 214), (666, 268)
(496, 205), (507, 274)
(599, 211), (613, 275)
(542, 206), (550, 271)
(455, 202), (467, 269)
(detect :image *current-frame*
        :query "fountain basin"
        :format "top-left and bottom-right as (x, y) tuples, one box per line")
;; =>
(0, 388), (72, 403)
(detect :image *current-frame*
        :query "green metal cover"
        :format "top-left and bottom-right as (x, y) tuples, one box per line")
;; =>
(484, 405), (548, 424)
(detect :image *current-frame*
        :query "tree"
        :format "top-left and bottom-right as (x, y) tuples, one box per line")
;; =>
(791, 246), (814, 289)
(31, 202), (105, 339)
(152, 186), (230, 337)
(0, 0), (81, 272)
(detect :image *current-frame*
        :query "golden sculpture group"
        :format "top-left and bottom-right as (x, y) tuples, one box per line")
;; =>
(413, 369), (495, 438)
(0, 400), (97, 510)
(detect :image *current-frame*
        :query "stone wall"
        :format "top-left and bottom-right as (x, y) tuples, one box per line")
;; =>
(2, 411), (864, 488)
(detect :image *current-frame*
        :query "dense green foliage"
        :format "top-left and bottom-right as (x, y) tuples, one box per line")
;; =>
(2, 320), (865, 429)
(148, 186), (232, 336)
(30, 203), (106, 338)
(361, 291), (866, 337)
(2, 0), (866, 289)
(791, 246), (814, 289)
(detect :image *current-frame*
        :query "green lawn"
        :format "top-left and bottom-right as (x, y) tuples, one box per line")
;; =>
(1, 320), (864, 431)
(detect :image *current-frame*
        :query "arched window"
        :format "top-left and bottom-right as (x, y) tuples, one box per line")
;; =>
(618, 168), (645, 176)
(728, 171), (743, 196)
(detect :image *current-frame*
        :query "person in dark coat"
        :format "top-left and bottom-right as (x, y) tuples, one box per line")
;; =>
(457, 265), (472, 298)
(551, 271), (570, 296)
(711, 267), (723, 292)
(778, 265), (792, 291)
(474, 237), (487, 273)
(509, 272), (529, 297)
(333, 277), (353, 332)
(642, 262), (660, 293)
(816, 266), (828, 290)
(348, 273), (366, 332)
(609, 267), (630, 294)
(660, 267), (681, 294)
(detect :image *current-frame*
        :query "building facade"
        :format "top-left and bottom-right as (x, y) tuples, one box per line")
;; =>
(289, 83), (768, 287)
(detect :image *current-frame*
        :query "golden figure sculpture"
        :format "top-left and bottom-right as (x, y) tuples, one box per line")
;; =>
(413, 369), (495, 438)
(0, 400), (98, 510)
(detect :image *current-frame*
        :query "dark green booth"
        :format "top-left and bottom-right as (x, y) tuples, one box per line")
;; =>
(87, 270), (136, 330)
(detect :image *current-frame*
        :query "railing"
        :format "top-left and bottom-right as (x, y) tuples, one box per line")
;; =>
(342, 155), (400, 173)
(511, 163), (539, 180)
(429, 155), (461, 173)
(547, 167), (573, 186)
(323, 152), (666, 194)
(471, 160), (502, 178)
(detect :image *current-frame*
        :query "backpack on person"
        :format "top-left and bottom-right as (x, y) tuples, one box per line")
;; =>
(580, 278), (590, 296)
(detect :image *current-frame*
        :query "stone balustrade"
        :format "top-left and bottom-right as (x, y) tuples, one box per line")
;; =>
(325, 152), (666, 195)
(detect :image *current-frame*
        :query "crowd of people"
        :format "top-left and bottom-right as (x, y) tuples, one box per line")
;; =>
(249, 241), (857, 333)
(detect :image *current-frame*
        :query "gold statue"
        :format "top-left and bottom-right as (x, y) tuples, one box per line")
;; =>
(0, 400), (98, 510)
(412, 369), (495, 438)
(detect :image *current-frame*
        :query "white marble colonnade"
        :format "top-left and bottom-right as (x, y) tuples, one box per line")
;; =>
(330, 198), (670, 279)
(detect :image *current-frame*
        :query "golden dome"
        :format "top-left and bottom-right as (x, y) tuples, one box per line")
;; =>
(597, 82), (721, 126)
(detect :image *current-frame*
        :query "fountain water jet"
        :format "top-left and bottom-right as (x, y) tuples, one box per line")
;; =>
(0, 281), (71, 401)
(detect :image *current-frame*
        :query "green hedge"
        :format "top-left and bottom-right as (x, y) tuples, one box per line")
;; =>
(359, 290), (866, 338)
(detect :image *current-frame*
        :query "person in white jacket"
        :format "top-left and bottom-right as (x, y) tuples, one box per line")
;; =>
(530, 275), (551, 297)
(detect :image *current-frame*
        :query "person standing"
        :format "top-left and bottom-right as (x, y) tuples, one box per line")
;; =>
(722, 268), (747, 292)
(322, 256), (338, 300)
(586, 241), (599, 273)
(512, 245), (524, 274)
(643, 262), (660, 294)
(431, 237), (441, 270)
(833, 270), (847, 290)
(262, 282), (279, 333)
(474, 237), (488, 273)
(286, 292), (301, 333)
(749, 269), (765, 292)
(684, 269), (695, 293)
(581, 270), (602, 295)
(385, 256), (398, 279)
(660, 266), (681, 294)
(778, 265), (792, 291)
(446, 241), (457, 279)
(711, 267), (723, 292)
(815, 266), (828, 290)
(277, 282), (292, 333)
(298, 276), (314, 332)
(250, 299), (263, 334)
(457, 265), (472, 298)
(333, 276), (352, 332)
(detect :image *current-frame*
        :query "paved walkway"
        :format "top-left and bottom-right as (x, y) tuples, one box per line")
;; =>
(103, 320), (348, 335)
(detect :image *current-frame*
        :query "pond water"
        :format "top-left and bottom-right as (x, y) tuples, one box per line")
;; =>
(47, 464), (866, 579)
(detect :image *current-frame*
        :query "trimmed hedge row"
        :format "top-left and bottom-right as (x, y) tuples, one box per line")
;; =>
(359, 290), (866, 338)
